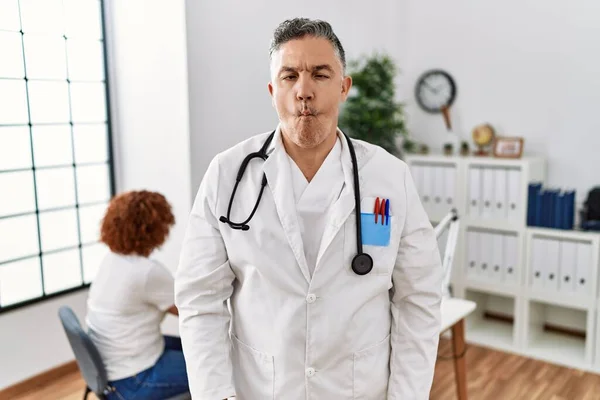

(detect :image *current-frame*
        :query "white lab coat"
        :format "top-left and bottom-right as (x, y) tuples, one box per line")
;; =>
(175, 127), (442, 400)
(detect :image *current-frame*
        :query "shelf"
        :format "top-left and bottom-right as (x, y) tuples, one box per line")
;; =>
(466, 317), (517, 353)
(526, 301), (592, 368)
(404, 153), (544, 168)
(527, 290), (595, 311)
(527, 226), (600, 242)
(464, 279), (520, 297)
(464, 217), (523, 233)
(526, 331), (588, 370)
(464, 289), (517, 351)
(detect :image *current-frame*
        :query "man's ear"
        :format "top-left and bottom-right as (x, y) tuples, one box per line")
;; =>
(268, 82), (275, 107)
(341, 75), (352, 101)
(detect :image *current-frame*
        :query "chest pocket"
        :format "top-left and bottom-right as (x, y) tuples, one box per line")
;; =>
(344, 197), (400, 276)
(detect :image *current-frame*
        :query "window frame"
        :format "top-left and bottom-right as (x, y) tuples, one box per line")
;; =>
(0, 0), (116, 314)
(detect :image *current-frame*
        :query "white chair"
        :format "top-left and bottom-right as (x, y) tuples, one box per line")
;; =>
(434, 209), (476, 400)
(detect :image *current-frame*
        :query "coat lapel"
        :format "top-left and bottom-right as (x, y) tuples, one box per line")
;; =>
(263, 128), (311, 283)
(315, 131), (366, 269)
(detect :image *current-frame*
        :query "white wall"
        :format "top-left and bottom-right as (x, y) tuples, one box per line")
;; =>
(185, 0), (408, 193)
(0, 0), (190, 390)
(400, 0), (600, 203)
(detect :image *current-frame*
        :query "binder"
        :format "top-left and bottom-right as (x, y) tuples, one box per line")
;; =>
(564, 190), (575, 230)
(444, 166), (456, 208)
(421, 165), (433, 214)
(479, 232), (492, 279)
(548, 190), (556, 228)
(534, 190), (544, 227)
(507, 169), (521, 222)
(493, 169), (507, 220)
(468, 167), (482, 218)
(530, 237), (544, 289)
(491, 233), (504, 283)
(575, 242), (592, 296)
(555, 192), (565, 230)
(527, 182), (542, 226)
(481, 168), (495, 219)
(433, 166), (446, 216)
(544, 238), (560, 291)
(558, 240), (576, 293)
(504, 233), (519, 284)
(466, 230), (479, 279)
(411, 165), (424, 201)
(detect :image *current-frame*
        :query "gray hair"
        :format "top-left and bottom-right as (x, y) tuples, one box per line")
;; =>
(269, 18), (346, 72)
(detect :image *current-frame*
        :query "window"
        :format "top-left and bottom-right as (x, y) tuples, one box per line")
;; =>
(0, 0), (114, 312)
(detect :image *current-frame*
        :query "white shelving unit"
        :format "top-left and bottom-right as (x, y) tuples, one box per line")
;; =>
(404, 153), (600, 373)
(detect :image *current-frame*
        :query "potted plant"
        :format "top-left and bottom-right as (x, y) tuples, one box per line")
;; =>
(339, 53), (413, 157)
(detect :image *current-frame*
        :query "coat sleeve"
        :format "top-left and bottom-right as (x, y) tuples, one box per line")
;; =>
(388, 164), (443, 400)
(175, 154), (237, 399)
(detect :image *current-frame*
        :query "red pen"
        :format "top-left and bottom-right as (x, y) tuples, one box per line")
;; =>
(380, 199), (387, 225)
(374, 197), (380, 224)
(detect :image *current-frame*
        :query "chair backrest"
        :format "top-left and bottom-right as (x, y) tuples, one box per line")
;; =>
(58, 306), (109, 396)
(434, 209), (460, 298)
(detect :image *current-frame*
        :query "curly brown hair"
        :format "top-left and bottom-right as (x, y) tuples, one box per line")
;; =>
(100, 190), (175, 257)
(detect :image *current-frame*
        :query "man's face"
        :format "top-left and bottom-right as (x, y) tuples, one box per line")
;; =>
(268, 36), (352, 149)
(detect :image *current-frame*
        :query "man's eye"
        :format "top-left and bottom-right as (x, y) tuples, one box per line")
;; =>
(315, 74), (329, 79)
(283, 75), (296, 80)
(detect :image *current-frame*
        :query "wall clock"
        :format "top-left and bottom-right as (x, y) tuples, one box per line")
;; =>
(415, 69), (457, 130)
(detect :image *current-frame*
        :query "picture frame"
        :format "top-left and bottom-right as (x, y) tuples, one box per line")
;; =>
(493, 137), (524, 158)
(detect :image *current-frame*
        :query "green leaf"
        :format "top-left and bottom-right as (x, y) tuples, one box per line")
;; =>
(339, 53), (409, 156)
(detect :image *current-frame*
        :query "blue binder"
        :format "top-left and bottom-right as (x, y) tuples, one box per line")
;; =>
(527, 183), (542, 226)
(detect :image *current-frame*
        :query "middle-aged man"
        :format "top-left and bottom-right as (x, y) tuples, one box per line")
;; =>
(175, 17), (442, 400)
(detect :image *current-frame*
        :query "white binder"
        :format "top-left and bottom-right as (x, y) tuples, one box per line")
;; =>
(433, 166), (446, 216)
(544, 238), (560, 292)
(504, 233), (518, 284)
(530, 237), (545, 290)
(468, 167), (481, 218)
(575, 242), (592, 296)
(479, 232), (492, 279)
(466, 230), (479, 279)
(558, 240), (577, 294)
(421, 165), (433, 214)
(481, 168), (495, 219)
(491, 233), (504, 283)
(444, 166), (456, 209)
(411, 165), (424, 201)
(507, 169), (521, 221)
(493, 168), (507, 220)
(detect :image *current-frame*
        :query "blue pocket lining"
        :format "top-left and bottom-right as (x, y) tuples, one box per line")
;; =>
(360, 213), (391, 246)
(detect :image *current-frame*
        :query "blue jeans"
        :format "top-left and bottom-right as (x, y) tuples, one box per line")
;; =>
(107, 335), (189, 400)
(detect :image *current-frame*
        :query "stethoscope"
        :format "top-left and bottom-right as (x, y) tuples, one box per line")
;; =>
(219, 130), (373, 276)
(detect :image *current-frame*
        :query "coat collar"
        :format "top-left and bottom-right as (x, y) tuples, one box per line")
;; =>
(263, 125), (371, 282)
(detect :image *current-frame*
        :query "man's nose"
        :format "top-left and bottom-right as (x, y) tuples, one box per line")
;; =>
(296, 76), (314, 101)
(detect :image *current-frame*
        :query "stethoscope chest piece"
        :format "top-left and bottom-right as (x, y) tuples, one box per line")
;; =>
(351, 253), (373, 275)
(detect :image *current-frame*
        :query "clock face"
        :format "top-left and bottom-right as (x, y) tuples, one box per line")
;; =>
(415, 70), (457, 113)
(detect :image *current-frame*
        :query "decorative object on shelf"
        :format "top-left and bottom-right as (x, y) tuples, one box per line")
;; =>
(419, 144), (429, 155)
(527, 182), (575, 230)
(580, 186), (600, 231)
(494, 136), (524, 159)
(460, 141), (469, 156)
(471, 123), (495, 156)
(339, 53), (411, 156)
(443, 143), (453, 156)
(415, 69), (457, 131)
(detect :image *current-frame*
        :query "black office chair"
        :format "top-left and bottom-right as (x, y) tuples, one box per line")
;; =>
(58, 306), (191, 400)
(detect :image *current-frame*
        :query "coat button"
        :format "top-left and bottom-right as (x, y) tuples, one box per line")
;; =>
(306, 367), (316, 377)
(306, 294), (316, 303)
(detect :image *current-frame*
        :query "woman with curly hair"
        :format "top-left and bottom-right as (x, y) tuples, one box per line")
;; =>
(85, 190), (189, 399)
